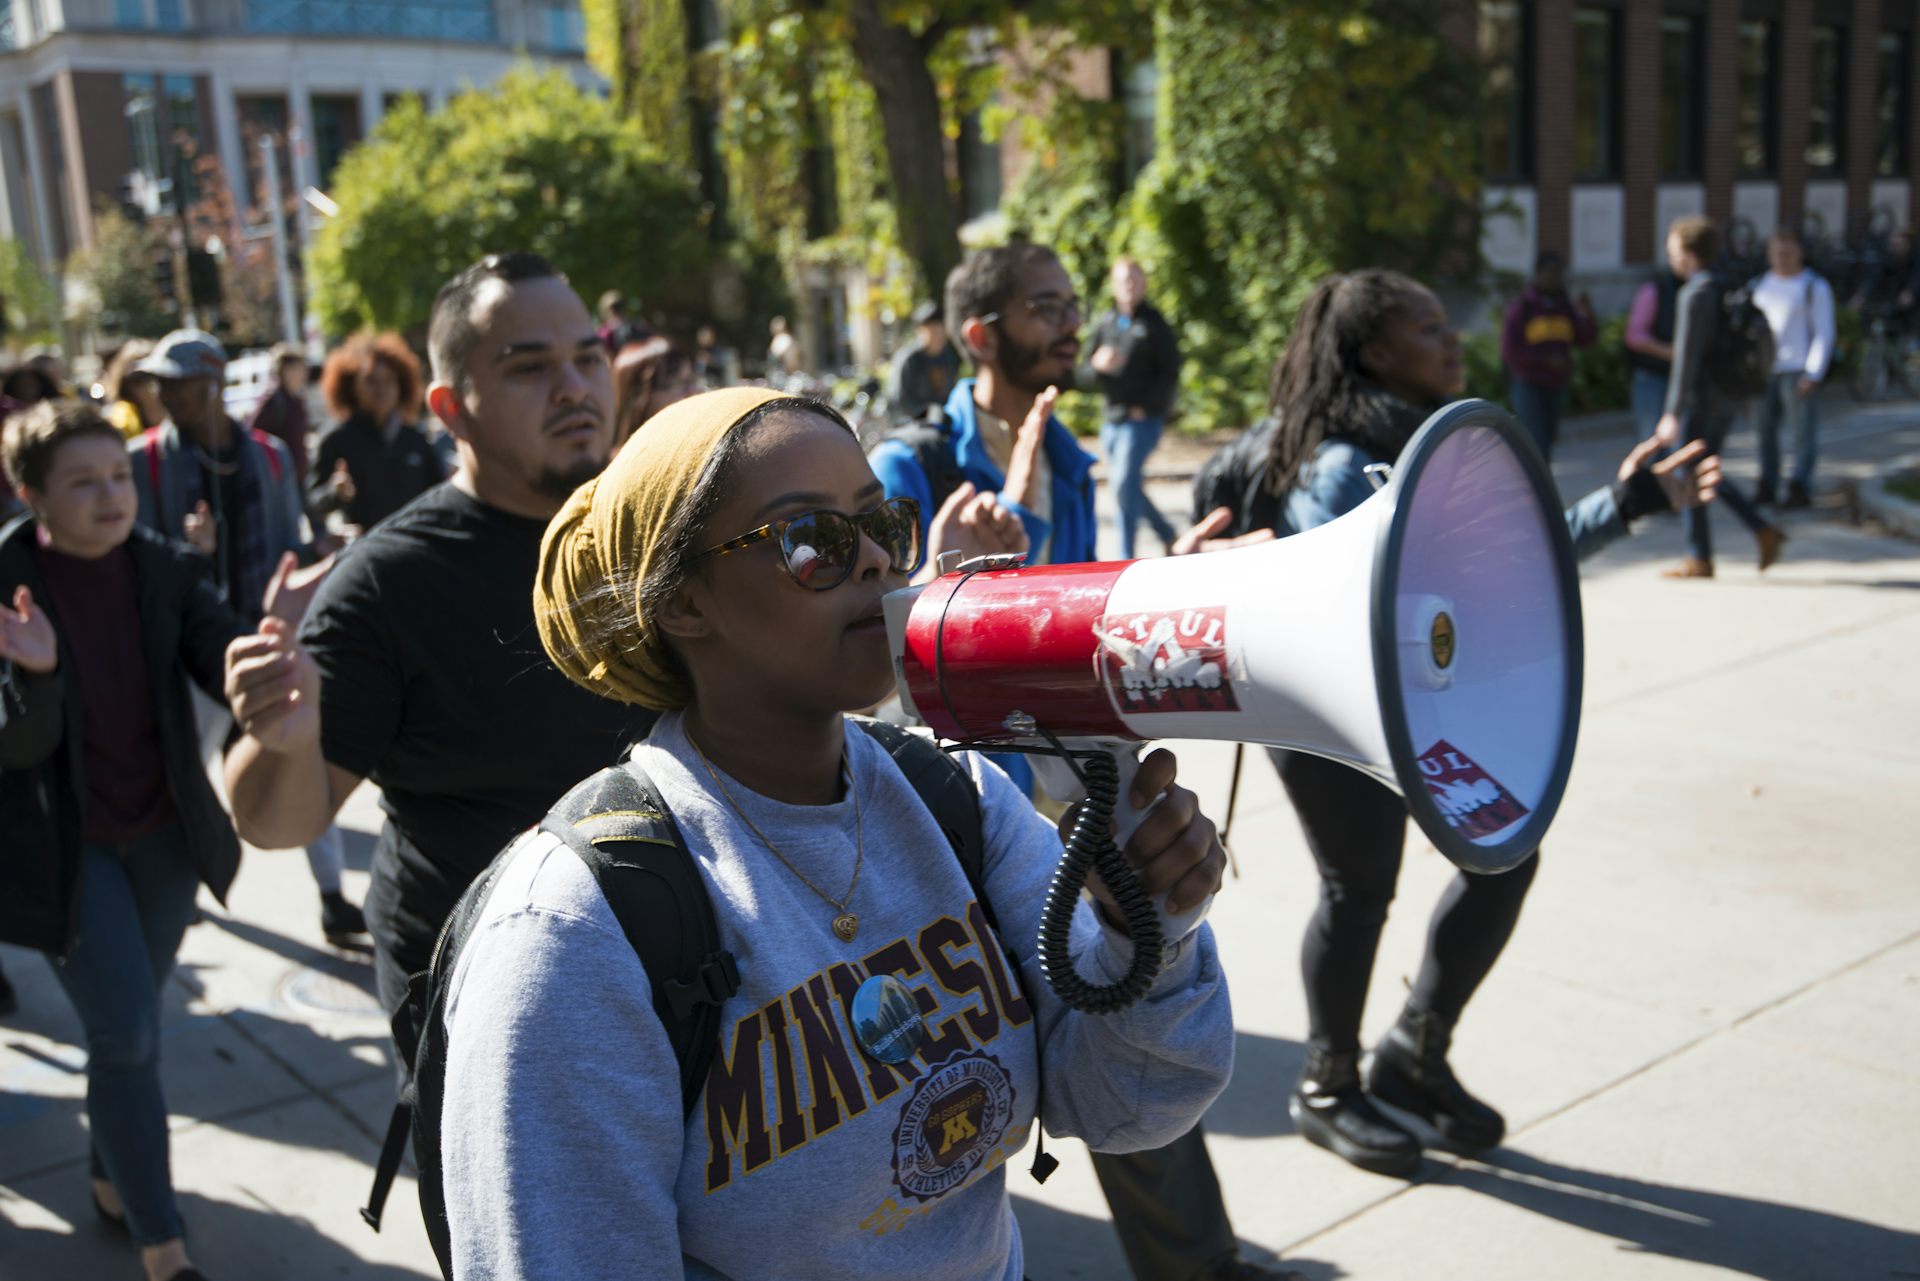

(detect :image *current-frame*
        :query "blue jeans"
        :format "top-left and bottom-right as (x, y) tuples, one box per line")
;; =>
(1631, 369), (1670, 441)
(1100, 414), (1177, 559)
(1755, 371), (1818, 492)
(1681, 411), (1768, 563)
(1507, 378), (1566, 461)
(46, 826), (201, 1245)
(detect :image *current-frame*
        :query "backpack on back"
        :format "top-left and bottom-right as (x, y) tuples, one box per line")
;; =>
(361, 718), (990, 1280)
(1704, 278), (1777, 399)
(872, 420), (966, 516)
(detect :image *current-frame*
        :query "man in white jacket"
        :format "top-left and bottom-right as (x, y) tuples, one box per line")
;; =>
(1751, 228), (1836, 509)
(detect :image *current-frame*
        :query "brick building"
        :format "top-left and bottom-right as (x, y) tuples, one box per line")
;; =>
(0, 0), (593, 275)
(1478, 0), (1920, 299)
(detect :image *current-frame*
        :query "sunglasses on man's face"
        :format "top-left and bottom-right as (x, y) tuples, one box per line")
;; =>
(699, 496), (922, 591)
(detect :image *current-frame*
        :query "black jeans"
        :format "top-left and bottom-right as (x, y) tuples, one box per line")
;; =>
(1270, 749), (1539, 1054)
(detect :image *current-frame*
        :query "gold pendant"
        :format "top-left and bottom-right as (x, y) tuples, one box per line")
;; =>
(832, 912), (859, 942)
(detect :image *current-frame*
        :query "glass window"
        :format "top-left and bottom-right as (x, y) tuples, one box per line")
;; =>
(1659, 15), (1701, 179)
(163, 74), (201, 205)
(115, 0), (143, 25)
(1736, 21), (1775, 177)
(245, 0), (495, 41)
(237, 95), (289, 213)
(1878, 32), (1908, 178)
(0, 2), (16, 51)
(1122, 55), (1157, 184)
(1808, 24), (1845, 175)
(124, 74), (168, 214)
(1480, 1), (1529, 180)
(311, 95), (361, 190)
(546, 2), (582, 52)
(958, 109), (1001, 221)
(155, 0), (181, 27)
(1572, 6), (1619, 180)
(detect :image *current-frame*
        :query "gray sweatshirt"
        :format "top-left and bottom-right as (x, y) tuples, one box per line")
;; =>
(440, 712), (1233, 1281)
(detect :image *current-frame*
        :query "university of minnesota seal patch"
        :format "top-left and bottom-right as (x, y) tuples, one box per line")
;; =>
(890, 1051), (1016, 1203)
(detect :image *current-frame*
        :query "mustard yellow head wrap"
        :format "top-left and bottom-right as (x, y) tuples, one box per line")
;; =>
(536, 385), (787, 709)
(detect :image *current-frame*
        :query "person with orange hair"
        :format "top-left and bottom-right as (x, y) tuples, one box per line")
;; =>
(310, 333), (444, 535)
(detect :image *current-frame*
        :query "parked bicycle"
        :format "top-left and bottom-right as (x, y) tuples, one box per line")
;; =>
(1849, 305), (1920, 400)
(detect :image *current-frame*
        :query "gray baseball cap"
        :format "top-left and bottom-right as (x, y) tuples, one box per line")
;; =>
(136, 329), (228, 380)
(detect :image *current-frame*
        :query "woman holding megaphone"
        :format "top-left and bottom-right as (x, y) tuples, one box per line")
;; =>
(435, 388), (1234, 1280)
(1190, 270), (1717, 1177)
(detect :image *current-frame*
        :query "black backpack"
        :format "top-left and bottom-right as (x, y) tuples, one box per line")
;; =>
(1704, 277), (1777, 399)
(360, 718), (991, 1279)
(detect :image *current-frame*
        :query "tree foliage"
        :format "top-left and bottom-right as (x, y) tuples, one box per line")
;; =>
(308, 68), (714, 339)
(66, 208), (176, 339)
(0, 237), (61, 347)
(1008, 0), (1483, 432)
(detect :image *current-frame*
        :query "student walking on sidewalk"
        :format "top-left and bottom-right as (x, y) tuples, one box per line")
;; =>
(0, 400), (300, 1281)
(1749, 227), (1836, 508)
(1500, 252), (1596, 460)
(1654, 217), (1787, 579)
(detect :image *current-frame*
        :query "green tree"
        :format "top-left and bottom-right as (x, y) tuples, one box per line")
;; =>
(308, 68), (714, 339)
(587, 0), (1151, 299)
(0, 237), (61, 347)
(1008, 0), (1482, 432)
(66, 207), (176, 339)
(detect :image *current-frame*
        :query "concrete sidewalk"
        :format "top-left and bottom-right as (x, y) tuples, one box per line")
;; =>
(4, 404), (1918, 1281)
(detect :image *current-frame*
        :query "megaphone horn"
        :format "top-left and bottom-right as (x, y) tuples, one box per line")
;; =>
(883, 400), (1585, 1006)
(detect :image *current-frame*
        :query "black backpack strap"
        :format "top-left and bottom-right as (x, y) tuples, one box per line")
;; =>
(851, 717), (993, 933)
(540, 761), (740, 1116)
(882, 423), (965, 516)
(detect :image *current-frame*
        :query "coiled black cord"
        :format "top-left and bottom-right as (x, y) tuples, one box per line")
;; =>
(1033, 750), (1165, 1014)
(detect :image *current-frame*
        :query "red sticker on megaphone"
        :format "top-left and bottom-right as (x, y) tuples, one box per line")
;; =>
(1417, 739), (1529, 838)
(1096, 606), (1239, 715)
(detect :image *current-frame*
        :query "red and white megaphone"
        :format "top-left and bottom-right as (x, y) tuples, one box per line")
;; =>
(883, 400), (1584, 1010)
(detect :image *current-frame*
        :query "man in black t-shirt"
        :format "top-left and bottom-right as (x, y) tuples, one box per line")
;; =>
(221, 253), (654, 1015)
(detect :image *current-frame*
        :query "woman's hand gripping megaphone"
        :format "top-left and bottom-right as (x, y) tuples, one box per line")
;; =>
(1034, 744), (1223, 949)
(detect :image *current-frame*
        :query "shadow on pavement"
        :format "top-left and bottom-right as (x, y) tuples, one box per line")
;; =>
(1204, 1030), (1302, 1139)
(3, 1189), (434, 1280)
(1449, 1148), (1920, 1280)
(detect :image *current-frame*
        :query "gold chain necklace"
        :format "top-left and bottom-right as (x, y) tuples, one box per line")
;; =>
(688, 729), (864, 942)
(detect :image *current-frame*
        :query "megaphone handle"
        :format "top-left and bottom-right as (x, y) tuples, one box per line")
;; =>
(1103, 746), (1213, 948)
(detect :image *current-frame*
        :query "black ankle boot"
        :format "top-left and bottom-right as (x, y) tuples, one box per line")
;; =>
(1289, 1046), (1421, 1177)
(1367, 1005), (1505, 1151)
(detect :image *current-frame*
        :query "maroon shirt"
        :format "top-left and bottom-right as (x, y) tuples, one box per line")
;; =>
(32, 539), (177, 844)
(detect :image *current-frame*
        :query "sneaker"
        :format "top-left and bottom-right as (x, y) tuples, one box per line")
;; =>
(1756, 524), (1788, 572)
(1782, 481), (1812, 510)
(1661, 557), (1715, 579)
(1754, 483), (1778, 506)
(320, 892), (369, 945)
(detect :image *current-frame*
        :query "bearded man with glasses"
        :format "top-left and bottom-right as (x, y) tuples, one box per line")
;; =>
(872, 243), (1291, 1281)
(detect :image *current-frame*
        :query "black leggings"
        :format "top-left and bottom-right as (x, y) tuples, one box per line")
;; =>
(1270, 749), (1538, 1055)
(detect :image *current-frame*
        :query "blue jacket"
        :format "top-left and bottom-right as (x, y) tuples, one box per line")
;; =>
(1288, 438), (1628, 562)
(870, 379), (1100, 566)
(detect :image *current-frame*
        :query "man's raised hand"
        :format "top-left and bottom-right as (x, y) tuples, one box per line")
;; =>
(916, 482), (1029, 583)
(224, 616), (320, 753)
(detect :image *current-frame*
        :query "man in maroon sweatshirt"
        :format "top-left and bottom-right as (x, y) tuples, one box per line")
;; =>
(1501, 251), (1597, 460)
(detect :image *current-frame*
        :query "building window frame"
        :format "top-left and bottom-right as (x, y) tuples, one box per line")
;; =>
(1876, 29), (1908, 179)
(1806, 22), (1847, 178)
(1736, 19), (1777, 179)
(1658, 13), (1704, 181)
(1480, 0), (1533, 184)
(1572, 4), (1623, 183)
